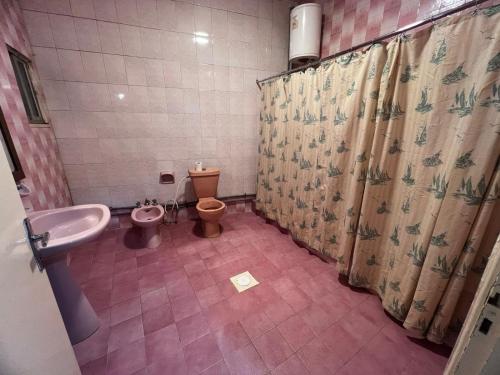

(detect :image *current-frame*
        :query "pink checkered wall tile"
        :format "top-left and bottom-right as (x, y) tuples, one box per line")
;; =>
(317, 0), (492, 57)
(0, 0), (71, 211)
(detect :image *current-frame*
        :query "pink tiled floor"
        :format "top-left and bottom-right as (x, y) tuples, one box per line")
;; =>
(70, 212), (450, 375)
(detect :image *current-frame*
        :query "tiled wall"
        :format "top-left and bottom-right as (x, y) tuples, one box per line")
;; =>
(0, 0), (71, 211)
(19, 0), (291, 208)
(318, 0), (493, 57)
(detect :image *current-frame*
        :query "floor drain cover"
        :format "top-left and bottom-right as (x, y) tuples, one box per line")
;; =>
(230, 271), (259, 293)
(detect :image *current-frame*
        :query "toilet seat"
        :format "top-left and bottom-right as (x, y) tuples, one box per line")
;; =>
(196, 198), (225, 213)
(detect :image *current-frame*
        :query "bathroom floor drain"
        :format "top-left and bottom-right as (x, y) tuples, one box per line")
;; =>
(230, 271), (259, 293)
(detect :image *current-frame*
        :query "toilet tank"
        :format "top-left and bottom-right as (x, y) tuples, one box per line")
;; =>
(188, 168), (220, 199)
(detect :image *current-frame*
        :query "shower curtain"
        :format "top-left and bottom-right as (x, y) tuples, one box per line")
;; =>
(256, 6), (500, 343)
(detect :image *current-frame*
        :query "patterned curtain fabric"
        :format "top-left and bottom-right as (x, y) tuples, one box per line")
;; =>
(256, 6), (500, 343)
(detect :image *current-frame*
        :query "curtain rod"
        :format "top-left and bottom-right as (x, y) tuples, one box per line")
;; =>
(256, 0), (489, 88)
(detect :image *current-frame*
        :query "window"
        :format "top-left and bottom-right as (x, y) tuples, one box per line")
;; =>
(8, 46), (45, 124)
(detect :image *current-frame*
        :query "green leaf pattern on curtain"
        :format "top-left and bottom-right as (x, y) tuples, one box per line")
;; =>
(256, 7), (500, 344)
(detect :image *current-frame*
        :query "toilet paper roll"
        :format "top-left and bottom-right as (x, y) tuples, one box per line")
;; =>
(195, 161), (202, 171)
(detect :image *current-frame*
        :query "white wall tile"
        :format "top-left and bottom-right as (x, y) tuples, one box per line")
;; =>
(81, 52), (107, 83)
(57, 49), (85, 81)
(93, 0), (118, 22)
(211, 9), (228, 38)
(28, 0), (291, 205)
(124, 56), (147, 85)
(41, 80), (69, 110)
(23, 10), (54, 47)
(32, 47), (62, 80)
(165, 88), (184, 113)
(70, 0), (95, 18)
(194, 6), (212, 35)
(140, 28), (162, 59)
(103, 54), (127, 84)
(163, 60), (182, 88)
(115, 0), (139, 25)
(144, 59), (165, 87)
(74, 18), (101, 52)
(120, 24), (142, 56)
(175, 2), (195, 33)
(98, 21), (123, 54)
(157, 0), (176, 31)
(137, 0), (158, 28)
(48, 14), (77, 49)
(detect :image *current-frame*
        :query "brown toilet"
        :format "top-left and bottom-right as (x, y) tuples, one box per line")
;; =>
(188, 168), (226, 238)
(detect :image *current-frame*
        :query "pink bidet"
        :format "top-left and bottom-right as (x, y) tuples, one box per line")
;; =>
(131, 205), (164, 248)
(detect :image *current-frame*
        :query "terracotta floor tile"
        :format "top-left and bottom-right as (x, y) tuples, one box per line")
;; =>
(108, 316), (144, 353)
(171, 293), (202, 322)
(281, 287), (312, 313)
(110, 297), (142, 326)
(297, 336), (343, 375)
(240, 312), (275, 340)
(110, 281), (140, 306)
(139, 272), (165, 295)
(142, 303), (175, 335)
(164, 269), (189, 286)
(300, 303), (336, 336)
(80, 355), (106, 375)
(274, 354), (310, 375)
(184, 259), (207, 276)
(213, 322), (251, 356)
(189, 271), (216, 291)
(183, 334), (223, 375)
(200, 360), (230, 375)
(168, 277), (196, 300)
(137, 262), (161, 279)
(106, 338), (146, 375)
(264, 299), (295, 325)
(336, 350), (390, 375)
(73, 325), (110, 366)
(277, 314), (315, 352)
(137, 252), (159, 268)
(147, 352), (188, 375)
(204, 300), (237, 331)
(145, 324), (181, 364)
(228, 291), (261, 316)
(253, 328), (293, 369)
(196, 285), (225, 308)
(141, 287), (169, 313)
(73, 212), (450, 375)
(224, 344), (268, 375)
(113, 269), (139, 285)
(176, 312), (211, 346)
(114, 258), (138, 275)
(320, 323), (365, 366)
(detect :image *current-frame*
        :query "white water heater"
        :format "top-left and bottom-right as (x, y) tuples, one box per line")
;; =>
(289, 3), (322, 65)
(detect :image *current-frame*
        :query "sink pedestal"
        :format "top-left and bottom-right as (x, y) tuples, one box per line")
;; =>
(45, 257), (99, 345)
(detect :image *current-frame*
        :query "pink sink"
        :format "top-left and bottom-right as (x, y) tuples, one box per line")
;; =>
(27, 204), (110, 345)
(29, 204), (110, 258)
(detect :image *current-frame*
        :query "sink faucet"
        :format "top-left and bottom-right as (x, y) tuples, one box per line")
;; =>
(31, 231), (50, 248)
(144, 198), (151, 206)
(152, 199), (158, 206)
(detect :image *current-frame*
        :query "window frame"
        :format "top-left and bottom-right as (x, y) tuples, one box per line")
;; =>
(0, 105), (25, 181)
(7, 46), (46, 125)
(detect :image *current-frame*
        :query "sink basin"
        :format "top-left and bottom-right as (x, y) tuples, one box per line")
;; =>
(29, 204), (110, 258)
(27, 204), (110, 345)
